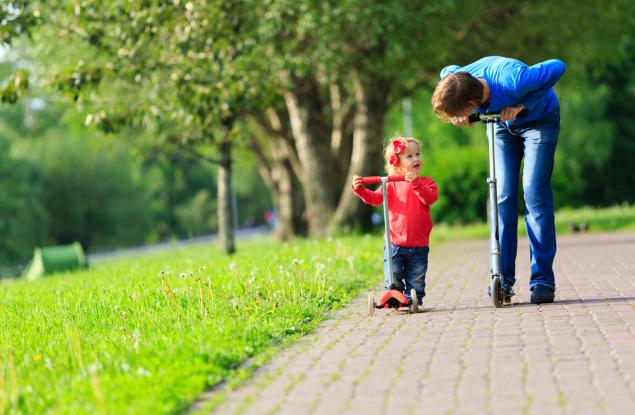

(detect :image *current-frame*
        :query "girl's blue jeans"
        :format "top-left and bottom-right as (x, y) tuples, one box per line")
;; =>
(491, 109), (560, 291)
(383, 244), (429, 302)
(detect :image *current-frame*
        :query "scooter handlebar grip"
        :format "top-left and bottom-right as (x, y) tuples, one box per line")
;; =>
(359, 175), (406, 185)
(468, 113), (481, 123)
(468, 108), (529, 123)
(360, 176), (381, 185)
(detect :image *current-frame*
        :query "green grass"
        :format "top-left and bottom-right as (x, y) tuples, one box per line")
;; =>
(432, 203), (635, 242)
(0, 235), (383, 414)
(2, 204), (634, 413)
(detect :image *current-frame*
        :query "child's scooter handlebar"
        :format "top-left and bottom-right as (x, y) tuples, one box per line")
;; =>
(468, 108), (528, 124)
(360, 175), (406, 185)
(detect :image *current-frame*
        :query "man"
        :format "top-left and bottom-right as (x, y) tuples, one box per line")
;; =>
(432, 56), (566, 304)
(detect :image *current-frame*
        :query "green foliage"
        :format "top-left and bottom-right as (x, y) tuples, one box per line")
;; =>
(174, 190), (217, 238)
(554, 83), (615, 207)
(29, 0), (271, 142)
(0, 68), (28, 103)
(594, 41), (635, 204)
(257, 0), (479, 91)
(426, 144), (489, 225)
(24, 134), (153, 251)
(0, 136), (46, 265)
(0, 2), (40, 44)
(0, 235), (381, 414)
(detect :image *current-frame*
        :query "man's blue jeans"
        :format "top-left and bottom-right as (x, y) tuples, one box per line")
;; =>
(490, 110), (560, 291)
(383, 245), (429, 302)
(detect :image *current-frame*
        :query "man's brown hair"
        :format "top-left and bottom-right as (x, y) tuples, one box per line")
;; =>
(431, 72), (483, 120)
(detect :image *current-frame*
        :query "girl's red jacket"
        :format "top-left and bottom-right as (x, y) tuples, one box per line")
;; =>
(353, 177), (438, 247)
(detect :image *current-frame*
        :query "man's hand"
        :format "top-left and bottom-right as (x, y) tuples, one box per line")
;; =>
(352, 175), (362, 189)
(450, 116), (473, 127)
(500, 104), (526, 122)
(404, 172), (417, 182)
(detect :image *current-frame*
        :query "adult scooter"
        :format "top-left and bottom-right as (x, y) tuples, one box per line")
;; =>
(360, 175), (420, 317)
(468, 109), (528, 307)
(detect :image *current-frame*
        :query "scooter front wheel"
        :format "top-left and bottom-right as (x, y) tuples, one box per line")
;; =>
(490, 276), (503, 308)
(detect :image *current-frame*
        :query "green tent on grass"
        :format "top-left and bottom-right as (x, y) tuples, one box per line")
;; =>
(23, 242), (87, 280)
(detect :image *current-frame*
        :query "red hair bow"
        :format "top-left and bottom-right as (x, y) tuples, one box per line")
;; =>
(392, 139), (405, 154)
(389, 139), (404, 166)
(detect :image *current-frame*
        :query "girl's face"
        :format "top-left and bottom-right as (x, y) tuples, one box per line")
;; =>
(397, 141), (422, 173)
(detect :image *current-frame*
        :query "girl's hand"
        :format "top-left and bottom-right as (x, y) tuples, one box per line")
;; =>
(404, 172), (417, 182)
(500, 104), (526, 121)
(451, 116), (473, 127)
(352, 175), (362, 189)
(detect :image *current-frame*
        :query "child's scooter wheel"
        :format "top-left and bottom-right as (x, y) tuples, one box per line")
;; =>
(409, 288), (419, 314)
(490, 276), (503, 308)
(368, 292), (375, 317)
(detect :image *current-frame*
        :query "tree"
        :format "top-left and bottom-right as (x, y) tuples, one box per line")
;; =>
(21, 0), (271, 253)
(250, 0), (481, 235)
(8, 0), (635, 241)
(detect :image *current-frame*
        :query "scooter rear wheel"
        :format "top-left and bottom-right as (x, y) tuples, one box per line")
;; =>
(368, 292), (375, 317)
(409, 288), (418, 314)
(490, 276), (503, 308)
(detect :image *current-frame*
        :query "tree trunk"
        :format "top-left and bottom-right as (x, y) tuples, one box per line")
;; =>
(254, 147), (307, 240)
(217, 122), (235, 254)
(331, 76), (391, 232)
(284, 74), (335, 236)
(329, 82), (356, 194)
(249, 109), (308, 240)
(271, 148), (296, 240)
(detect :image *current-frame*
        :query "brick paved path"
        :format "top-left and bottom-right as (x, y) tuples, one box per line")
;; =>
(209, 232), (635, 414)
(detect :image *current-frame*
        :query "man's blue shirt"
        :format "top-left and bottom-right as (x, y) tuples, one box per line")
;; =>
(440, 56), (566, 125)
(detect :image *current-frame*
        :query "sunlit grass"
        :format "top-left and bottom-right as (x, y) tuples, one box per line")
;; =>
(2, 204), (634, 413)
(432, 203), (635, 242)
(0, 235), (382, 414)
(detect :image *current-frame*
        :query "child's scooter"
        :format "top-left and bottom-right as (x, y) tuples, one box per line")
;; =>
(361, 175), (420, 317)
(468, 109), (528, 307)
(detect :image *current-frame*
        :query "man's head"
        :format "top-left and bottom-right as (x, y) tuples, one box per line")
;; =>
(431, 72), (484, 121)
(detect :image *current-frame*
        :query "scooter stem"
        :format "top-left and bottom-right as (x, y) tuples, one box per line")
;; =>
(381, 177), (394, 282)
(487, 121), (502, 276)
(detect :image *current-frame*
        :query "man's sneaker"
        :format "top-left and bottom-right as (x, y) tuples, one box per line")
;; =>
(503, 285), (515, 304)
(530, 285), (555, 304)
